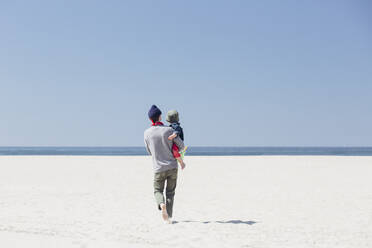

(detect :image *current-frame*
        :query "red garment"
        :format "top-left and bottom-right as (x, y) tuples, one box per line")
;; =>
(151, 121), (164, 126)
(172, 143), (181, 158)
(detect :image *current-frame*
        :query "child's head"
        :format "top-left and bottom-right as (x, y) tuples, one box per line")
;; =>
(166, 110), (179, 123)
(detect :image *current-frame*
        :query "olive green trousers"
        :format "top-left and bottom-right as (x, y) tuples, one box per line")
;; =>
(153, 168), (178, 218)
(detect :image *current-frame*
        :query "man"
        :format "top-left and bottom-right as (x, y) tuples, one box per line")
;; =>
(144, 105), (185, 223)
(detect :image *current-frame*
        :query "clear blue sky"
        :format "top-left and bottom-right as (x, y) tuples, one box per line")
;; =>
(0, 0), (371, 146)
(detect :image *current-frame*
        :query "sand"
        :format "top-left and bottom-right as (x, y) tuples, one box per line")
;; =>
(0, 156), (371, 248)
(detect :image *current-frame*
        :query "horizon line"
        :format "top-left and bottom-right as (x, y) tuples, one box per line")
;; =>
(1, 146), (372, 148)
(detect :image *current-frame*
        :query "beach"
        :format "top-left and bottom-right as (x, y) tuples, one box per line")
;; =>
(0, 156), (371, 248)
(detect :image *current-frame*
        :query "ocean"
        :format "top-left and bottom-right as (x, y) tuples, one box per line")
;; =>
(0, 147), (371, 156)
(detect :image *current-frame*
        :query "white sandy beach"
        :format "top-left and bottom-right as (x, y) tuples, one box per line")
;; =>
(0, 156), (371, 248)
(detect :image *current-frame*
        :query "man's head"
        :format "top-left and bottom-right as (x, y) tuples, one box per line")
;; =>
(148, 105), (162, 123)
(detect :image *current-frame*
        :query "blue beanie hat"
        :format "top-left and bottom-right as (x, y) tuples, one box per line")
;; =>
(148, 105), (162, 121)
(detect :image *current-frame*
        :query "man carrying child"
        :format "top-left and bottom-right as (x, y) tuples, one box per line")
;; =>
(144, 105), (185, 224)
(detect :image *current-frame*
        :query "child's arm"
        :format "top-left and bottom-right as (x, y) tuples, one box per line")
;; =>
(168, 133), (178, 140)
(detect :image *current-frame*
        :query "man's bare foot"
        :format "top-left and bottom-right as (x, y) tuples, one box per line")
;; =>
(160, 203), (169, 222)
(167, 218), (174, 224)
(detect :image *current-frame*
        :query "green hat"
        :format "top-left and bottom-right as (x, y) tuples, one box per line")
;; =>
(166, 110), (179, 123)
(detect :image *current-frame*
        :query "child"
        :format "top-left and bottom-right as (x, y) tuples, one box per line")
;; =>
(166, 110), (186, 169)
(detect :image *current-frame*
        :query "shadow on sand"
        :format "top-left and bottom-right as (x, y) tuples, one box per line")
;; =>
(174, 220), (257, 225)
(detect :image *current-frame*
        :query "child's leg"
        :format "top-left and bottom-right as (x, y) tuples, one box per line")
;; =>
(172, 143), (181, 158)
(176, 157), (186, 169)
(176, 156), (184, 164)
(172, 144), (186, 169)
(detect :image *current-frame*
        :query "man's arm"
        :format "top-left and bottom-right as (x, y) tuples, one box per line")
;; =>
(144, 138), (152, 155)
(173, 136), (185, 151)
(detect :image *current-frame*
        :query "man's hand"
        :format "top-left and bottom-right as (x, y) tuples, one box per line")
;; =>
(168, 133), (177, 140)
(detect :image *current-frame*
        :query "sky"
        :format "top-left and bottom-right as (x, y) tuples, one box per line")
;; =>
(0, 0), (371, 146)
